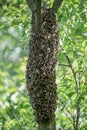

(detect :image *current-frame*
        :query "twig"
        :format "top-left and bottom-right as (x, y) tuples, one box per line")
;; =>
(64, 111), (74, 124)
(13, 113), (22, 128)
(59, 98), (76, 128)
(58, 63), (70, 67)
(75, 72), (81, 130)
(59, 99), (74, 120)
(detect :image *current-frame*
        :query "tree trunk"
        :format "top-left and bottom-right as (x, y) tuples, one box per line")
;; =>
(35, 0), (41, 32)
(26, 0), (63, 129)
(38, 120), (56, 130)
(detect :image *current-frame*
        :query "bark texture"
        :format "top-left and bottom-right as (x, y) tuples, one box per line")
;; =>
(26, 9), (59, 129)
(38, 120), (56, 130)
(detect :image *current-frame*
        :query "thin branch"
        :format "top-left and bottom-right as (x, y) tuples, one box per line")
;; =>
(64, 111), (74, 125)
(59, 99), (74, 120)
(58, 63), (70, 67)
(52, 0), (63, 13)
(59, 98), (76, 128)
(13, 113), (22, 128)
(76, 101), (80, 130)
(75, 72), (81, 130)
(60, 46), (78, 89)
(59, 45), (81, 130)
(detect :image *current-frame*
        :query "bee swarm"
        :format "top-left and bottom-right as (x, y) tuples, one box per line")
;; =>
(26, 9), (59, 123)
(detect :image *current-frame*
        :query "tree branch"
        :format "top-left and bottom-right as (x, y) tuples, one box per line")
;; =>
(26, 0), (35, 12)
(60, 45), (81, 130)
(58, 63), (70, 67)
(60, 46), (78, 90)
(59, 98), (74, 125)
(52, 0), (63, 13)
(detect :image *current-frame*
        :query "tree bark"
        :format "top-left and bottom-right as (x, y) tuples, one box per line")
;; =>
(52, 0), (63, 13)
(38, 120), (56, 130)
(26, 0), (35, 12)
(35, 0), (41, 32)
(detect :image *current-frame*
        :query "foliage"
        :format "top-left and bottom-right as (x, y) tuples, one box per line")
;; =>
(0, 0), (87, 129)
(56, 0), (87, 129)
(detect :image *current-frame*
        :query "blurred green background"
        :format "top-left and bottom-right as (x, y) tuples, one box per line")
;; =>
(0, 0), (87, 129)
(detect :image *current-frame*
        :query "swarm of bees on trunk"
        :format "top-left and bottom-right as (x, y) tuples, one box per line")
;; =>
(26, 8), (59, 123)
